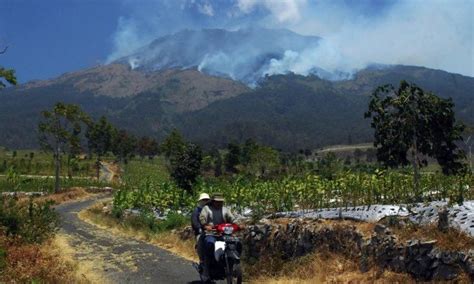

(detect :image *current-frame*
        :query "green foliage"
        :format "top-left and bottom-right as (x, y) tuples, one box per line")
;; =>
(225, 143), (241, 173)
(0, 198), (59, 244)
(86, 116), (114, 158)
(170, 143), (203, 192)
(315, 153), (345, 180)
(160, 129), (186, 159)
(86, 116), (114, 178)
(241, 141), (280, 177)
(0, 247), (6, 271)
(125, 211), (188, 233)
(137, 136), (159, 159)
(111, 129), (137, 163)
(0, 67), (16, 89)
(114, 166), (473, 218)
(38, 103), (90, 192)
(365, 81), (466, 174)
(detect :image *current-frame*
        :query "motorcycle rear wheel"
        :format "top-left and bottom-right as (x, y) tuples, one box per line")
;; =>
(226, 263), (242, 284)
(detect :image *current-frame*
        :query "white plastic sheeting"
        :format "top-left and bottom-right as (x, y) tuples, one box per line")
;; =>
(271, 201), (474, 237)
(409, 201), (474, 237)
(272, 205), (410, 222)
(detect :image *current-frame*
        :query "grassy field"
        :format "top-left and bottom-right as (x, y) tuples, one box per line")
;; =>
(0, 148), (97, 176)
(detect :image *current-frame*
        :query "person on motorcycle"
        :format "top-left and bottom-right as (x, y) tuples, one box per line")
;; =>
(199, 192), (235, 282)
(191, 193), (210, 268)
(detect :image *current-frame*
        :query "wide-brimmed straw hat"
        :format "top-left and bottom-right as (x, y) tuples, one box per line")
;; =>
(212, 193), (225, 202)
(198, 193), (210, 201)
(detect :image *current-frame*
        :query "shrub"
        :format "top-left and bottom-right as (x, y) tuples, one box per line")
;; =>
(0, 198), (59, 244)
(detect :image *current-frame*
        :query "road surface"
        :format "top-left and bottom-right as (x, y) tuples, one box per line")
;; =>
(56, 195), (201, 283)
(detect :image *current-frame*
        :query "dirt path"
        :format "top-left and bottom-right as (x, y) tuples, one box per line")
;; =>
(56, 195), (200, 283)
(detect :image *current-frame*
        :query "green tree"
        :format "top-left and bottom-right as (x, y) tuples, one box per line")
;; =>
(170, 143), (202, 192)
(241, 141), (280, 177)
(210, 148), (223, 177)
(137, 136), (159, 159)
(86, 116), (114, 179)
(0, 46), (17, 89)
(160, 129), (186, 159)
(224, 143), (241, 174)
(365, 81), (466, 198)
(111, 129), (137, 164)
(38, 103), (89, 193)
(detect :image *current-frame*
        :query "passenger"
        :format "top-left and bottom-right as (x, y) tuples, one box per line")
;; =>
(191, 193), (210, 268)
(199, 193), (235, 282)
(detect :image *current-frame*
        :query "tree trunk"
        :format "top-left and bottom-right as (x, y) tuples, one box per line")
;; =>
(54, 146), (61, 193)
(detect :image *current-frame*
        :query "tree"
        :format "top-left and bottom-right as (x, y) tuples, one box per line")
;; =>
(365, 81), (466, 198)
(244, 144), (280, 177)
(210, 148), (223, 177)
(86, 116), (114, 179)
(170, 143), (202, 192)
(0, 46), (17, 89)
(224, 143), (241, 173)
(38, 103), (89, 193)
(111, 129), (137, 164)
(137, 136), (159, 159)
(160, 129), (186, 159)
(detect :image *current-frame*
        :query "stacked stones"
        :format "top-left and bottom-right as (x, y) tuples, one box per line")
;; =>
(220, 220), (474, 281)
(363, 224), (474, 280)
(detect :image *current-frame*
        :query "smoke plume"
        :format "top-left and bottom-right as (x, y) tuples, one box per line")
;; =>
(108, 0), (473, 82)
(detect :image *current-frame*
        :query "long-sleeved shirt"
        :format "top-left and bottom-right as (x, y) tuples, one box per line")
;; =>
(191, 206), (204, 235)
(199, 205), (235, 226)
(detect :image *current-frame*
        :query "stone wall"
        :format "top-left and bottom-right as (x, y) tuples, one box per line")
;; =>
(180, 219), (474, 281)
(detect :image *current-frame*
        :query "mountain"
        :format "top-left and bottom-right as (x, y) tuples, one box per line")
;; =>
(178, 67), (474, 150)
(115, 28), (321, 85)
(1, 64), (472, 150)
(1, 28), (473, 150)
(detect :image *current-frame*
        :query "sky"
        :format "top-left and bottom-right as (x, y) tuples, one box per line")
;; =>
(0, 0), (473, 83)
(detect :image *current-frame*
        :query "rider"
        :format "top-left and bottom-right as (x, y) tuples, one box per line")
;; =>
(191, 193), (210, 268)
(199, 192), (235, 282)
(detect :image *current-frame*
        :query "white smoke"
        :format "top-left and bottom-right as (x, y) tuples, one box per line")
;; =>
(287, 0), (474, 77)
(237, 0), (307, 23)
(109, 0), (474, 78)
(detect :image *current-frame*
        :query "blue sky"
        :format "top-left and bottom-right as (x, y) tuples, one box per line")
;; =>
(0, 0), (123, 82)
(0, 0), (472, 83)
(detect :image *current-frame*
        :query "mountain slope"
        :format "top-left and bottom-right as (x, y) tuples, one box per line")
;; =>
(116, 28), (321, 84)
(0, 63), (472, 150)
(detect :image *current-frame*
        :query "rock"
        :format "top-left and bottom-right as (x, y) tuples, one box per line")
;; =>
(440, 252), (458, 265)
(374, 224), (388, 235)
(438, 207), (449, 233)
(432, 264), (459, 280)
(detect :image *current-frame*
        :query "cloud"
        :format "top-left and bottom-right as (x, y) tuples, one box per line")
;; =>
(197, 1), (214, 16)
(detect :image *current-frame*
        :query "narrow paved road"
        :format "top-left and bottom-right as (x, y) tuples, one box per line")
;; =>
(56, 195), (200, 283)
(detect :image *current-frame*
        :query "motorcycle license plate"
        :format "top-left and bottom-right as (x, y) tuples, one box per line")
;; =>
(214, 241), (226, 261)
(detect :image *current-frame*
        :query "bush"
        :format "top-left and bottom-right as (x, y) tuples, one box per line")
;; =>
(0, 247), (6, 271)
(0, 198), (59, 244)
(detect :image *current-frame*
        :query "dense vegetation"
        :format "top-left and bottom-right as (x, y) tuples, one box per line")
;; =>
(1, 66), (473, 150)
(113, 154), (473, 221)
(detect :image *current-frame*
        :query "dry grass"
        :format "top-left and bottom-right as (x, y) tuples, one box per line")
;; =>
(0, 233), (75, 283)
(53, 234), (111, 284)
(16, 187), (91, 206)
(79, 203), (197, 262)
(393, 223), (474, 251)
(248, 251), (415, 284)
(270, 218), (376, 237)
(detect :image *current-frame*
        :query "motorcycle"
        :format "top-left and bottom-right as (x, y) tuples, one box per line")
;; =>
(193, 223), (243, 284)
